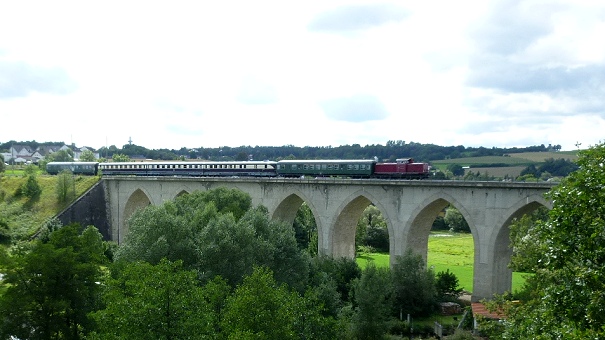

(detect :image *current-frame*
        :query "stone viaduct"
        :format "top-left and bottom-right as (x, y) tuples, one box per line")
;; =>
(103, 176), (555, 301)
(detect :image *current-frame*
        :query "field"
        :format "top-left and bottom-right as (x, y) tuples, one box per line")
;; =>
(357, 232), (528, 294)
(431, 151), (580, 179)
(0, 173), (100, 239)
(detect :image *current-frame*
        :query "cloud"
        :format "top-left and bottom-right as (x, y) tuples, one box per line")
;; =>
(308, 3), (408, 33)
(469, 0), (557, 56)
(467, 60), (605, 94)
(236, 76), (278, 105)
(0, 60), (76, 99)
(321, 94), (389, 122)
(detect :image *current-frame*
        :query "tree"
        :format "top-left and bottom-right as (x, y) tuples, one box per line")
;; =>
(0, 224), (107, 339)
(91, 259), (214, 339)
(391, 250), (437, 317)
(116, 188), (309, 290)
(293, 202), (318, 253)
(79, 149), (96, 161)
(508, 207), (549, 273)
(351, 263), (393, 339)
(50, 148), (75, 162)
(444, 206), (470, 233)
(56, 169), (76, 203)
(111, 153), (130, 162)
(0, 153), (5, 173)
(356, 205), (389, 252)
(447, 164), (465, 177)
(501, 142), (605, 338)
(21, 173), (41, 198)
(221, 266), (300, 339)
(435, 269), (463, 301)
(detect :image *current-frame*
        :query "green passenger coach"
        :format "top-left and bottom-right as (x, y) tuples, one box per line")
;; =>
(275, 159), (375, 178)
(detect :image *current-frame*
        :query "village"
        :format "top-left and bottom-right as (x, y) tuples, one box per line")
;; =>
(1, 144), (100, 165)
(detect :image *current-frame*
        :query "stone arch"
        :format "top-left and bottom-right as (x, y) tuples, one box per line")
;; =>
(330, 195), (373, 258)
(489, 195), (551, 294)
(175, 189), (190, 199)
(271, 191), (323, 253)
(404, 192), (476, 263)
(329, 189), (395, 259)
(121, 188), (152, 243)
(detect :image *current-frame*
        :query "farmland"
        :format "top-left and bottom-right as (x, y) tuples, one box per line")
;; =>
(432, 151), (579, 178)
(357, 232), (528, 294)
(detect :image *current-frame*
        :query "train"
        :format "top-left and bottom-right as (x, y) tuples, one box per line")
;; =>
(46, 158), (430, 179)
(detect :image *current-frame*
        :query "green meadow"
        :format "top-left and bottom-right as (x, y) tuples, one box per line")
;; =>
(357, 232), (528, 294)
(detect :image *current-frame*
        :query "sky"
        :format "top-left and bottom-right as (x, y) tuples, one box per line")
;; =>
(1, 0), (604, 151)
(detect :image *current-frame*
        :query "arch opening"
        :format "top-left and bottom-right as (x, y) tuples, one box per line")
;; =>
(121, 189), (151, 243)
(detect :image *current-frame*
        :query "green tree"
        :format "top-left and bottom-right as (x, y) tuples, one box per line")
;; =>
(444, 206), (470, 233)
(111, 153), (130, 162)
(447, 163), (465, 177)
(56, 169), (76, 203)
(509, 207), (549, 273)
(79, 149), (96, 161)
(435, 269), (463, 301)
(0, 224), (107, 339)
(91, 259), (214, 339)
(21, 173), (41, 198)
(221, 266), (298, 339)
(501, 142), (605, 338)
(221, 266), (336, 339)
(0, 153), (5, 173)
(50, 148), (75, 162)
(356, 205), (389, 252)
(116, 188), (308, 290)
(293, 202), (318, 254)
(391, 250), (437, 317)
(351, 263), (393, 340)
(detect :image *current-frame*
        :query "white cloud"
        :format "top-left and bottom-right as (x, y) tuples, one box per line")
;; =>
(0, 0), (604, 151)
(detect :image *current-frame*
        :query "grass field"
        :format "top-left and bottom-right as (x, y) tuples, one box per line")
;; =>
(0, 173), (100, 239)
(357, 232), (528, 294)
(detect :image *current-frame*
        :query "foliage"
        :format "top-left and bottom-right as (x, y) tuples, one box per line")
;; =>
(20, 173), (41, 198)
(0, 153), (4, 173)
(310, 255), (362, 303)
(508, 207), (549, 273)
(0, 224), (107, 339)
(500, 142), (605, 338)
(90, 259), (214, 339)
(221, 266), (337, 339)
(435, 269), (464, 301)
(50, 148), (75, 162)
(111, 153), (130, 162)
(79, 149), (96, 161)
(293, 202), (318, 254)
(356, 205), (389, 252)
(391, 250), (438, 317)
(56, 169), (76, 203)
(351, 262), (393, 339)
(116, 188), (308, 290)
(447, 163), (465, 176)
(444, 206), (470, 233)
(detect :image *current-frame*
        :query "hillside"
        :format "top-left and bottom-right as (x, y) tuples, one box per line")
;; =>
(432, 151), (579, 178)
(0, 172), (100, 243)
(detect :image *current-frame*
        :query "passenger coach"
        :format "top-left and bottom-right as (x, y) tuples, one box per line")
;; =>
(275, 159), (375, 178)
(99, 161), (278, 177)
(46, 162), (99, 175)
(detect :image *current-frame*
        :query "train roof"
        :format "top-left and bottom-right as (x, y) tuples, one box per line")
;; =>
(98, 161), (277, 166)
(47, 161), (99, 165)
(277, 159), (376, 164)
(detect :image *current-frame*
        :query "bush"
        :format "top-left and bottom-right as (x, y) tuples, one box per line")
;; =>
(21, 175), (41, 198)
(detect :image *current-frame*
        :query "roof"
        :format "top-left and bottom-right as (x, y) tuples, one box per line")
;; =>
(471, 302), (506, 320)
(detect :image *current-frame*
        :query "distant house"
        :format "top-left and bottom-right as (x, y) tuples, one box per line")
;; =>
(2, 144), (99, 164)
